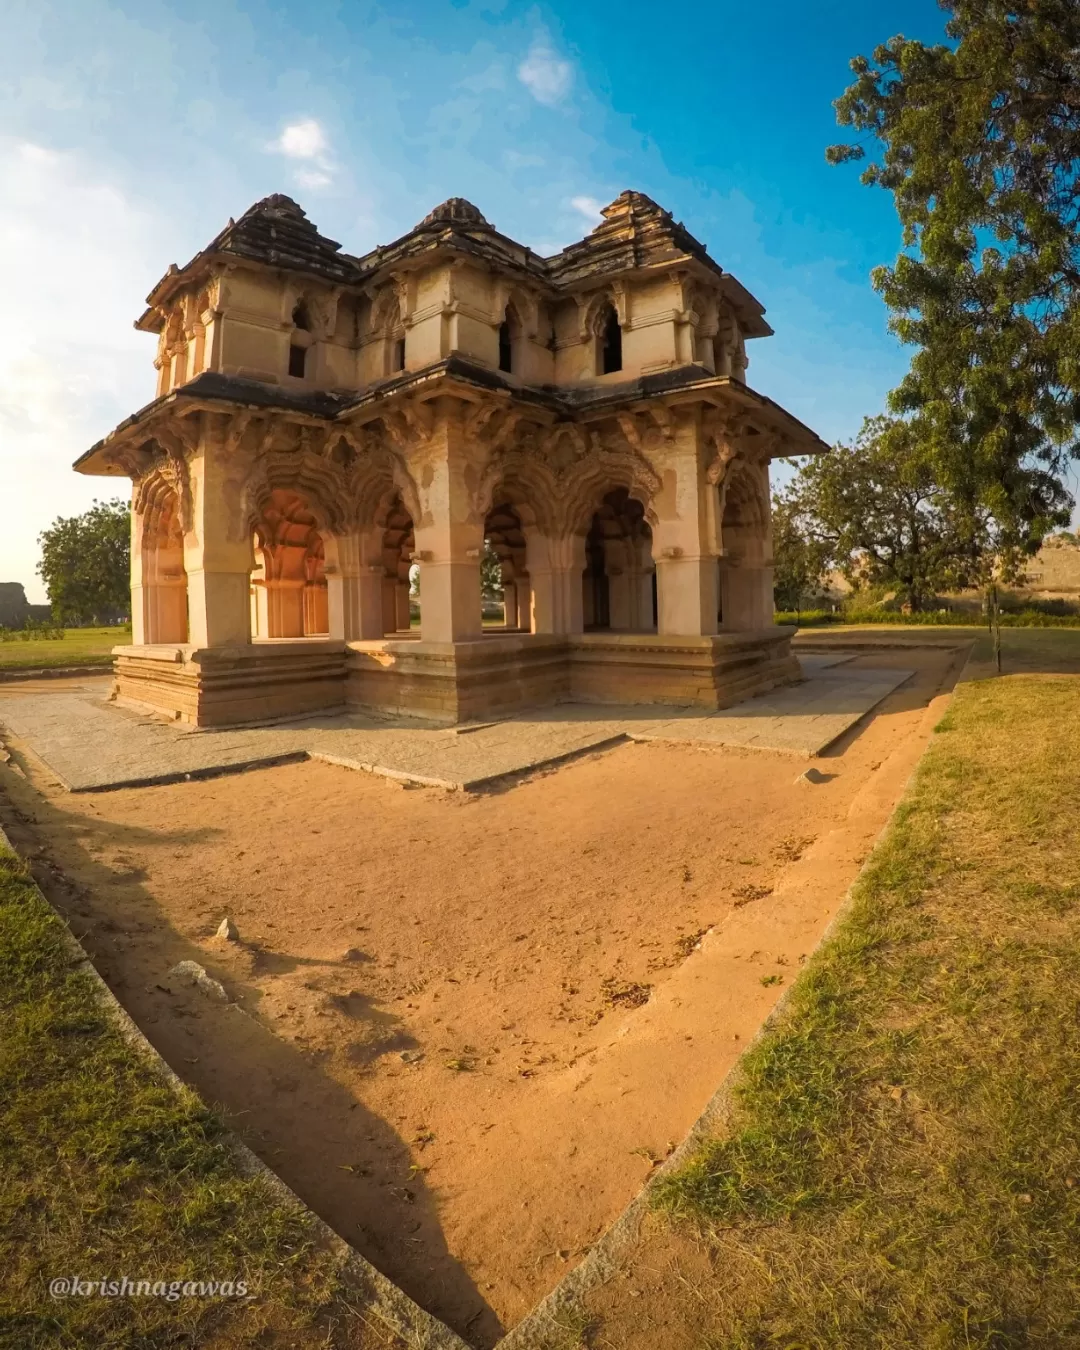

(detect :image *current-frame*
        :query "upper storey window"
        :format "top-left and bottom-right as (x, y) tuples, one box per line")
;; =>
(498, 318), (513, 373)
(599, 304), (622, 375)
(394, 337), (406, 372)
(289, 300), (311, 379)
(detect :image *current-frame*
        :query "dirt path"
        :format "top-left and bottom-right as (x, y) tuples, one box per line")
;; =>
(0, 649), (963, 1346)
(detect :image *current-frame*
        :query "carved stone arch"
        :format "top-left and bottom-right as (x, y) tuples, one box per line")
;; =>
(369, 282), (405, 337)
(494, 284), (540, 339)
(558, 449), (662, 536)
(719, 456), (768, 532)
(133, 437), (193, 535)
(472, 450), (560, 535)
(579, 287), (624, 341)
(340, 426), (422, 528)
(240, 447), (350, 541)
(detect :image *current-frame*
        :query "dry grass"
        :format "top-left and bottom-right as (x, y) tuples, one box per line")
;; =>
(0, 840), (402, 1349)
(649, 674), (1080, 1347)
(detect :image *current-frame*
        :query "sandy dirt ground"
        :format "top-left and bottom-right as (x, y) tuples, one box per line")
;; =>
(0, 649), (963, 1346)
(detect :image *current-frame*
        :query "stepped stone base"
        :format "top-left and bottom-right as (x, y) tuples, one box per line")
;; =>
(113, 641), (347, 727)
(111, 627), (800, 728)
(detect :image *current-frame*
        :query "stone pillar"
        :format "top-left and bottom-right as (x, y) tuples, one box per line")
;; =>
(265, 579), (305, 638)
(395, 580), (412, 631)
(382, 576), (398, 634)
(326, 532), (384, 640)
(525, 533), (586, 634)
(502, 582), (517, 628)
(719, 565), (774, 630)
(303, 583), (329, 635)
(651, 416), (720, 638)
(515, 576), (532, 632)
(184, 430), (253, 648)
(412, 402), (484, 644)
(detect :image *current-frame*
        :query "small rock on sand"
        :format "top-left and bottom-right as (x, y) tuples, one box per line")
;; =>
(168, 960), (228, 1002)
(216, 917), (240, 941)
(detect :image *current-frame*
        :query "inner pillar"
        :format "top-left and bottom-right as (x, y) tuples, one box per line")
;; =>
(326, 531), (384, 640)
(526, 533), (586, 634)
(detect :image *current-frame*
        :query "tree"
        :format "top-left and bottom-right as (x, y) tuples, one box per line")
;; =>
(37, 499), (130, 625)
(827, 1), (1077, 578)
(771, 489), (831, 612)
(776, 417), (996, 611)
(480, 541), (503, 602)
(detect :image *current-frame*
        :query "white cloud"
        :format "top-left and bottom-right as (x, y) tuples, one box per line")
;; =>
(274, 118), (328, 160)
(570, 195), (604, 226)
(270, 118), (336, 190)
(0, 139), (163, 600)
(517, 41), (573, 106)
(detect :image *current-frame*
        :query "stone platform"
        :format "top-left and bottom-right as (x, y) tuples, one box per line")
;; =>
(110, 628), (802, 729)
(0, 660), (913, 793)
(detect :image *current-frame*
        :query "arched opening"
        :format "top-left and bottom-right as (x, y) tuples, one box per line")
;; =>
(250, 489), (328, 638)
(498, 305), (521, 375)
(484, 502), (529, 630)
(598, 303), (623, 375)
(582, 489), (655, 631)
(380, 494), (416, 634)
(289, 300), (311, 379)
(717, 462), (772, 631)
(139, 481), (188, 644)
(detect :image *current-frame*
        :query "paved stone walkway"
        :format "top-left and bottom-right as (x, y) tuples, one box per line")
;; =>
(0, 662), (913, 793)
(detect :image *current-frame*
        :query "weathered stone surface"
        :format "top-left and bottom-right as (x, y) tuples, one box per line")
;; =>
(0, 662), (914, 792)
(216, 917), (239, 942)
(167, 960), (228, 1002)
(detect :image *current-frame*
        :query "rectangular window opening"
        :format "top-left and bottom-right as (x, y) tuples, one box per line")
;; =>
(288, 344), (307, 378)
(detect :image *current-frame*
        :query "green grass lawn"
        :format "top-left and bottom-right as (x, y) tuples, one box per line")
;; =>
(646, 664), (1080, 1346)
(0, 627), (131, 670)
(0, 839), (399, 1350)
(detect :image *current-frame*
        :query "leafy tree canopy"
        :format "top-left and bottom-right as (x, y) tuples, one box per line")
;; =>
(37, 499), (130, 625)
(828, 0), (1077, 559)
(776, 416), (1011, 611)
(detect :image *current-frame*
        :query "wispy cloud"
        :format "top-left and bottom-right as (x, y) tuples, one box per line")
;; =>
(569, 194), (604, 226)
(269, 118), (336, 190)
(517, 40), (573, 106)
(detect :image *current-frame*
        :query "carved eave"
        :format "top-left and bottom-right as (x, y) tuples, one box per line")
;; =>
(75, 357), (827, 478)
(577, 373), (828, 460)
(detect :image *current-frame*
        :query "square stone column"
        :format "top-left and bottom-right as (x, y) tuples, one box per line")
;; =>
(650, 416), (720, 638)
(326, 531), (384, 640)
(412, 402), (484, 644)
(525, 533), (586, 634)
(183, 431), (253, 647)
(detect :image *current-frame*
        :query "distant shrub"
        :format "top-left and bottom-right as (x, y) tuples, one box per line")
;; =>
(775, 607), (1080, 629)
(0, 618), (65, 642)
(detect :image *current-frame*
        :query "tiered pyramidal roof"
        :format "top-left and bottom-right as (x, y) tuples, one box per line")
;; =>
(139, 189), (767, 332)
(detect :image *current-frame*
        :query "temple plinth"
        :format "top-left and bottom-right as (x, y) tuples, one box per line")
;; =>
(75, 191), (828, 726)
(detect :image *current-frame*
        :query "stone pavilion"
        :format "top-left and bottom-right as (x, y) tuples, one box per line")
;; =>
(75, 192), (828, 726)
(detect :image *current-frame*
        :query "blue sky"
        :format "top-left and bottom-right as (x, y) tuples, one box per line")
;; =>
(5, 0), (1066, 602)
